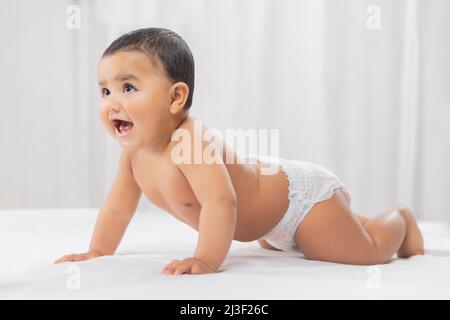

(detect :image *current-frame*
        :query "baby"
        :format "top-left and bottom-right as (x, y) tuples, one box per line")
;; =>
(55, 28), (424, 274)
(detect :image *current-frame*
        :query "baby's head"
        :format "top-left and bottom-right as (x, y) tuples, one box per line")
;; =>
(98, 28), (195, 150)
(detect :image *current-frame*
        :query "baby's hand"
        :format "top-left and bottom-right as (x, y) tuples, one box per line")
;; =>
(54, 251), (102, 264)
(162, 257), (217, 275)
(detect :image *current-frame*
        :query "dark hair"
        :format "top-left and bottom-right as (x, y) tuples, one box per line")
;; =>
(103, 28), (195, 109)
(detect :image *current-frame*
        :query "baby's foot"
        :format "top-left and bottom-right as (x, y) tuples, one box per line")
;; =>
(396, 205), (425, 258)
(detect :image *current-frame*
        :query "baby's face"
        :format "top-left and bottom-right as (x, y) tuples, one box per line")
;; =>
(98, 50), (173, 150)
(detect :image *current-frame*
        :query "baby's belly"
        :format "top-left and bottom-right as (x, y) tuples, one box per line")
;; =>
(230, 160), (290, 242)
(150, 159), (290, 242)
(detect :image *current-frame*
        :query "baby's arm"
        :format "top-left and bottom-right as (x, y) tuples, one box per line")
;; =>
(54, 151), (141, 263)
(163, 152), (237, 275)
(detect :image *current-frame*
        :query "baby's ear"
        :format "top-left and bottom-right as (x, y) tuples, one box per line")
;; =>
(169, 82), (189, 114)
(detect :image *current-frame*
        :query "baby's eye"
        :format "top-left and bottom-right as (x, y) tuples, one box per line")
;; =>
(101, 88), (110, 97)
(123, 83), (136, 93)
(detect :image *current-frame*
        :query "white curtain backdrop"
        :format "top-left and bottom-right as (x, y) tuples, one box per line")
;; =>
(0, 0), (449, 223)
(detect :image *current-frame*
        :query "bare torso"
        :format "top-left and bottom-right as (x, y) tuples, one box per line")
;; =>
(129, 117), (289, 242)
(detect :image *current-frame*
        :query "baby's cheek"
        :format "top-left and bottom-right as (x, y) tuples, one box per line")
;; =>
(99, 114), (115, 136)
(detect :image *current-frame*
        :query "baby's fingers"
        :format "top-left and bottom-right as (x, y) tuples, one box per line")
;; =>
(174, 263), (191, 275)
(162, 259), (180, 274)
(54, 254), (76, 264)
(54, 253), (87, 264)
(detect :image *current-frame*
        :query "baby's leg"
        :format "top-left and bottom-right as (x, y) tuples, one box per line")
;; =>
(294, 189), (424, 265)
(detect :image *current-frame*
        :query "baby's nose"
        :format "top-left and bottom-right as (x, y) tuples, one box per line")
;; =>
(107, 100), (121, 112)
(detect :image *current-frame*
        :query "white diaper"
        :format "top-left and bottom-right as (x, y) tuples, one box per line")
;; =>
(260, 157), (351, 252)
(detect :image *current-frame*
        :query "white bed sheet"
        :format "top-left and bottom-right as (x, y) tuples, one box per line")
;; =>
(1, 209), (450, 299)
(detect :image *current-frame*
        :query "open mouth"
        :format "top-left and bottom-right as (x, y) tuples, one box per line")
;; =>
(112, 119), (134, 137)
